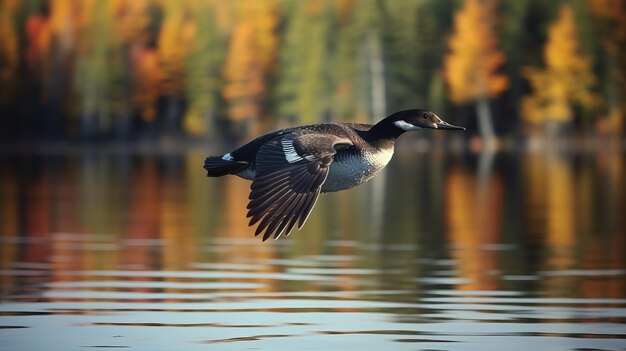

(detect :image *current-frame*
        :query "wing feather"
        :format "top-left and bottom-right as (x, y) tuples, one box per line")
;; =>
(246, 132), (349, 240)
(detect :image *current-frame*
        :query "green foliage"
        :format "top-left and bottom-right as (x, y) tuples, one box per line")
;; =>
(73, 0), (117, 135)
(184, 1), (226, 135)
(276, 0), (334, 124)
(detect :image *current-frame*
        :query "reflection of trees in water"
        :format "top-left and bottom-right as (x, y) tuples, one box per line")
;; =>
(524, 149), (626, 299)
(0, 149), (624, 302)
(445, 164), (504, 291)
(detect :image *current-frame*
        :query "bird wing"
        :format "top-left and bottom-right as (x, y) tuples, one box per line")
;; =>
(246, 132), (352, 241)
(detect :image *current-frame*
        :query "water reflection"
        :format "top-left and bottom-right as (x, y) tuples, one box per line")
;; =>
(0, 148), (625, 350)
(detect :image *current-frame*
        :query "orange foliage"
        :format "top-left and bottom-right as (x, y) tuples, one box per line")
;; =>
(133, 47), (162, 121)
(115, 0), (152, 44)
(4, 0), (620, 137)
(0, 0), (19, 100)
(222, 0), (279, 122)
(24, 15), (50, 70)
(522, 5), (598, 126)
(588, 0), (626, 23)
(444, 0), (508, 104)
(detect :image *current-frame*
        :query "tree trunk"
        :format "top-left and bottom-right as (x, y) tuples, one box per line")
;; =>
(476, 96), (496, 147)
(164, 95), (181, 135)
(116, 103), (131, 140)
(368, 31), (386, 119)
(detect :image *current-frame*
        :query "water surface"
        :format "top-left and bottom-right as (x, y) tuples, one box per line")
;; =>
(1, 148), (625, 350)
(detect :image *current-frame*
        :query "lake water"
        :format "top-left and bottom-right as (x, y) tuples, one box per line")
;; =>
(1, 145), (625, 350)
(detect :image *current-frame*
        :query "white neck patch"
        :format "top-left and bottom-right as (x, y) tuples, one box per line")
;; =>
(393, 120), (424, 131)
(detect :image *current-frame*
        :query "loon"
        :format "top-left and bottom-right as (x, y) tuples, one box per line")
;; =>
(204, 109), (465, 241)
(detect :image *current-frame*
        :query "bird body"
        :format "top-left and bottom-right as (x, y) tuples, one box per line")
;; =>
(204, 109), (464, 240)
(322, 145), (394, 192)
(213, 122), (395, 191)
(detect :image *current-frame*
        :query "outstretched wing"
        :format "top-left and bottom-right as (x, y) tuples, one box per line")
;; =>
(246, 132), (352, 241)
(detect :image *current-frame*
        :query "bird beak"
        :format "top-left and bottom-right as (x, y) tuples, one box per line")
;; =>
(436, 121), (466, 131)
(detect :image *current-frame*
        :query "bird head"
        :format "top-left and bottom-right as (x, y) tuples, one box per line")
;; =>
(392, 109), (465, 132)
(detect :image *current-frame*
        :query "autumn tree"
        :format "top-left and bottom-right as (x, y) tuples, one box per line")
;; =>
(522, 5), (598, 134)
(0, 0), (18, 105)
(444, 0), (508, 143)
(221, 0), (279, 134)
(158, 1), (196, 133)
(125, 0), (162, 126)
(222, 20), (264, 124)
(113, 0), (152, 136)
(132, 47), (162, 123)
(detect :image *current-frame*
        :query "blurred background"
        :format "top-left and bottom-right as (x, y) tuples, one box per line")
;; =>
(0, 0), (624, 145)
(1, 1), (625, 350)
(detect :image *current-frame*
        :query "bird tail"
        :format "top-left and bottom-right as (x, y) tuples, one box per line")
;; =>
(204, 156), (249, 177)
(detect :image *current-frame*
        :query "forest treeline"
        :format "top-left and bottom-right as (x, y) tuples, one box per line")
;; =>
(0, 0), (624, 141)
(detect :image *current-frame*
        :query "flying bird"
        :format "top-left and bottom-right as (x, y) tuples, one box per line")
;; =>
(204, 109), (465, 241)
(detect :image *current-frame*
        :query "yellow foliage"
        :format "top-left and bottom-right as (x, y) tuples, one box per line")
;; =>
(251, 1), (280, 73)
(158, 1), (197, 95)
(48, 0), (78, 54)
(522, 5), (598, 125)
(183, 108), (207, 135)
(222, 21), (264, 121)
(444, 0), (508, 104)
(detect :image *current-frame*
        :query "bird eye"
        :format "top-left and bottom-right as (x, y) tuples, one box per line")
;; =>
(422, 113), (428, 119)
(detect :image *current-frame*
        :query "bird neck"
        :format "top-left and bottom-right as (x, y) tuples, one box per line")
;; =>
(366, 117), (404, 146)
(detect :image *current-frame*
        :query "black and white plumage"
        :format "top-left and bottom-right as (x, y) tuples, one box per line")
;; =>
(204, 109), (464, 241)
